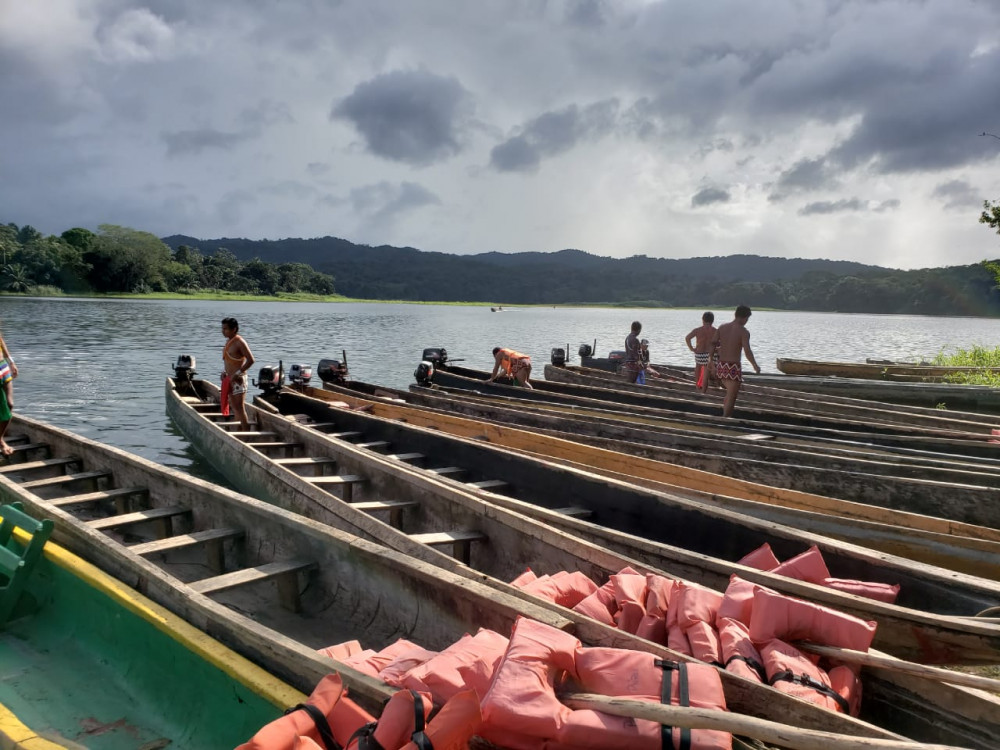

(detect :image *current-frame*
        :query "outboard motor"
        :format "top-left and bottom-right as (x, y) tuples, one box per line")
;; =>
(317, 358), (349, 385)
(550, 347), (567, 367)
(578, 343), (593, 358)
(255, 364), (284, 395)
(288, 363), (312, 387)
(414, 360), (435, 384)
(173, 354), (197, 385)
(421, 347), (448, 367)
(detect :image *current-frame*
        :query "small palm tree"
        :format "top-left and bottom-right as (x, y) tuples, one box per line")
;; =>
(3, 263), (31, 293)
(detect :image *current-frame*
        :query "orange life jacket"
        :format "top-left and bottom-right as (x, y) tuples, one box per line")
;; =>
(236, 674), (375, 750)
(521, 570), (599, 609)
(737, 543), (780, 571)
(718, 617), (766, 684)
(716, 575), (759, 627)
(822, 577), (900, 604)
(748, 588), (877, 652)
(760, 639), (856, 715)
(396, 690), (482, 750)
(497, 348), (530, 374)
(478, 616), (581, 744)
(771, 545), (830, 584)
(401, 630), (509, 703)
(567, 649), (731, 749)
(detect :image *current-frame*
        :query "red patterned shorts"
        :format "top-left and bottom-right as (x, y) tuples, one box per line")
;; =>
(716, 361), (743, 383)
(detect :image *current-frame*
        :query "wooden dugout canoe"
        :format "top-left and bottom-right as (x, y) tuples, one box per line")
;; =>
(0, 508), (302, 750)
(426, 363), (1000, 460)
(311, 380), (1000, 576)
(0, 383), (905, 747)
(160, 379), (1000, 746)
(545, 363), (1000, 435)
(168, 378), (1000, 670)
(775, 358), (1000, 380)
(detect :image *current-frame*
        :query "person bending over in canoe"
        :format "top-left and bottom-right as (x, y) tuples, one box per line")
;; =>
(685, 311), (717, 394)
(0, 330), (19, 456)
(221, 317), (256, 430)
(488, 347), (533, 388)
(712, 305), (760, 418)
(623, 321), (643, 383)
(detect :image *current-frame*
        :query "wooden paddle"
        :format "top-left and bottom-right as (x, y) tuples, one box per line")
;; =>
(560, 692), (969, 750)
(796, 642), (1000, 693)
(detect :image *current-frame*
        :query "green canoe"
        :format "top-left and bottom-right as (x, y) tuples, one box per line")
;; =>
(0, 504), (304, 750)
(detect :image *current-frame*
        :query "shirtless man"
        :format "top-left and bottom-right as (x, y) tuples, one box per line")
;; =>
(684, 311), (717, 394)
(712, 305), (760, 418)
(488, 347), (533, 388)
(221, 317), (256, 430)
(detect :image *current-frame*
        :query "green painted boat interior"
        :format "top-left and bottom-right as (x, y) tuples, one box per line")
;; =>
(0, 536), (284, 749)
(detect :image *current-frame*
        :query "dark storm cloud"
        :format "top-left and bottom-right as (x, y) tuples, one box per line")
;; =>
(565, 0), (607, 28)
(798, 198), (867, 215)
(490, 99), (620, 173)
(691, 187), (731, 207)
(162, 129), (249, 157)
(332, 70), (473, 166)
(932, 179), (982, 210)
(769, 158), (837, 202)
(798, 197), (899, 215)
(349, 181), (441, 223)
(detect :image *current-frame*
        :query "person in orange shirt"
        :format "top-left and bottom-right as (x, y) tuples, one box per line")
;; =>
(488, 347), (533, 388)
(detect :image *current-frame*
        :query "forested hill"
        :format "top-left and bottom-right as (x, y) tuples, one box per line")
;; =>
(162, 234), (1000, 316)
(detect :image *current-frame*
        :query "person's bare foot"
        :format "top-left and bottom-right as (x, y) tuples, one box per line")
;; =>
(1, 441), (13, 456)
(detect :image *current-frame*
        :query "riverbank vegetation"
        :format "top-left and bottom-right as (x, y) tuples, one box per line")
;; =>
(932, 345), (1000, 386)
(0, 223), (336, 298)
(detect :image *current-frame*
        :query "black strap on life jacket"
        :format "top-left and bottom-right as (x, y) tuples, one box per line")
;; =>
(285, 703), (343, 750)
(408, 691), (434, 750)
(347, 691), (433, 750)
(655, 659), (691, 750)
(769, 670), (851, 714)
(724, 653), (768, 683)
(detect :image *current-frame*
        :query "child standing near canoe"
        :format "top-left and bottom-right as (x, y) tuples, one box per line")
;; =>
(685, 311), (717, 394)
(713, 305), (761, 418)
(0, 330), (19, 456)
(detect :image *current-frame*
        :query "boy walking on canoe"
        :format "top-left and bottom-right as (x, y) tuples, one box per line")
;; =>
(623, 321), (643, 383)
(221, 317), (256, 430)
(684, 311), (717, 394)
(713, 305), (761, 418)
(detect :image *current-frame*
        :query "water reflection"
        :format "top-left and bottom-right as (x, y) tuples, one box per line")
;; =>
(2, 296), (998, 473)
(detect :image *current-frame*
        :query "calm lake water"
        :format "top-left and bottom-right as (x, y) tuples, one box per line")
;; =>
(2, 296), (998, 477)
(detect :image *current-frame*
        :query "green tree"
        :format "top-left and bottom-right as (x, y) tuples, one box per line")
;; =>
(2, 263), (31, 292)
(163, 260), (198, 291)
(982, 200), (1000, 235)
(238, 258), (279, 295)
(16, 225), (42, 245)
(61, 227), (96, 252)
(199, 249), (241, 290)
(0, 224), (19, 266)
(84, 224), (172, 292)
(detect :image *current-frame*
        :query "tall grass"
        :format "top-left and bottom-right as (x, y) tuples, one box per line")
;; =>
(932, 345), (1000, 386)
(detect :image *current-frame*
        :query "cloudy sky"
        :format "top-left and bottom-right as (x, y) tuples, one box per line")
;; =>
(2, 0), (1000, 269)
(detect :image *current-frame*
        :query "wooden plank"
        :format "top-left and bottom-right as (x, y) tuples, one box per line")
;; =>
(553, 506), (594, 520)
(386, 452), (425, 462)
(355, 440), (390, 450)
(189, 559), (316, 613)
(427, 466), (465, 477)
(128, 527), (244, 556)
(303, 474), (366, 501)
(230, 431), (279, 442)
(0, 456), (81, 475)
(467, 479), (508, 490)
(87, 505), (190, 534)
(19, 470), (110, 490)
(352, 499), (418, 528)
(410, 529), (486, 564)
(327, 431), (363, 439)
(273, 457), (338, 467)
(47, 487), (149, 513)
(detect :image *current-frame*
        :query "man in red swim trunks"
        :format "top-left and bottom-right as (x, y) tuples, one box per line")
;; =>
(221, 317), (256, 429)
(712, 305), (761, 418)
